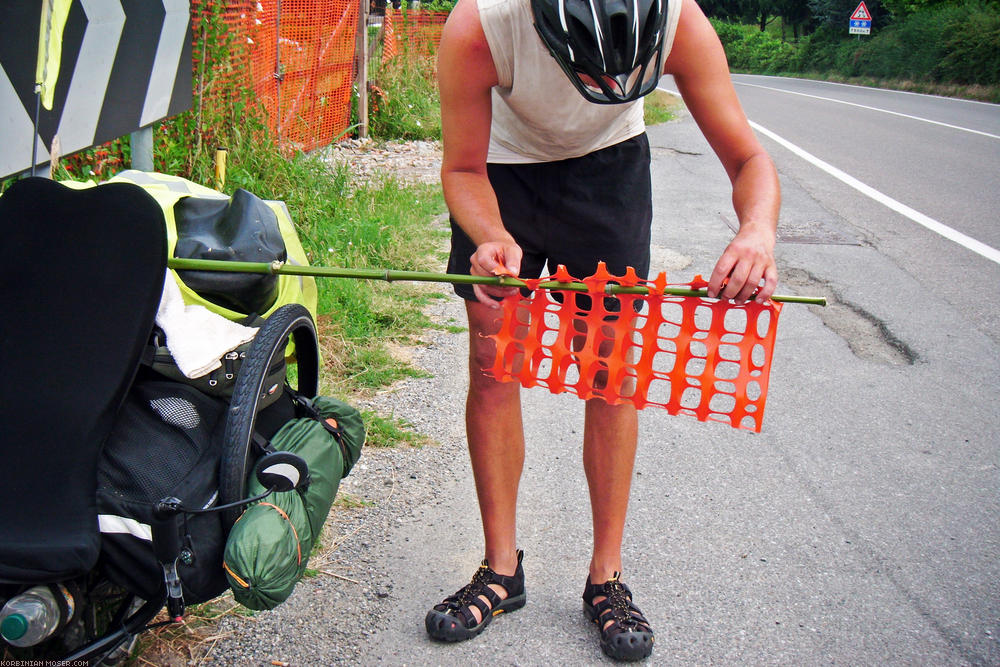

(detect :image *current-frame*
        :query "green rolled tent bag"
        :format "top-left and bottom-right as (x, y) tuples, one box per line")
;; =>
(223, 396), (365, 610)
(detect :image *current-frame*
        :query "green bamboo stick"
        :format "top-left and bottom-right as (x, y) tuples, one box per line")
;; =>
(167, 257), (827, 306)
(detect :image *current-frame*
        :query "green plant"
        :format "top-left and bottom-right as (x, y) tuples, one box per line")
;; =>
(362, 411), (434, 447)
(368, 49), (442, 140)
(934, 2), (1000, 83)
(643, 89), (679, 125)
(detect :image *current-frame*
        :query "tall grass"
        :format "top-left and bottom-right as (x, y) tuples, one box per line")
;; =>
(368, 34), (443, 140)
(219, 129), (448, 395)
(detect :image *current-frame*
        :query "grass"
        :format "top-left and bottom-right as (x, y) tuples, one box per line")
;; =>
(644, 89), (682, 125)
(363, 410), (435, 448)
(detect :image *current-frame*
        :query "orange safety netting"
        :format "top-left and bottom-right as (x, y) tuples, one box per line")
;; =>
(382, 8), (449, 61)
(231, 0), (359, 152)
(485, 264), (783, 432)
(196, 3), (448, 153)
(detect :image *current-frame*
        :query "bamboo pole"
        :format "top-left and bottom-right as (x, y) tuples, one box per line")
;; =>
(167, 257), (827, 306)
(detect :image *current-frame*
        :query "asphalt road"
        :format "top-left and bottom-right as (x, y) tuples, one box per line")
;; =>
(297, 78), (1000, 666)
(642, 75), (1000, 664)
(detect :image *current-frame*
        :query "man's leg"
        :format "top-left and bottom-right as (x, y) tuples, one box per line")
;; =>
(583, 397), (638, 583)
(425, 299), (529, 641)
(465, 299), (525, 578)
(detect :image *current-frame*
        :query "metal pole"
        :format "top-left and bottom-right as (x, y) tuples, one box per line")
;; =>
(274, 0), (283, 141)
(131, 127), (154, 171)
(355, 0), (369, 138)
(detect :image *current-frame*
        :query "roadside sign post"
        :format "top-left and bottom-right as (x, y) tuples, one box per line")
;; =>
(849, 1), (872, 36)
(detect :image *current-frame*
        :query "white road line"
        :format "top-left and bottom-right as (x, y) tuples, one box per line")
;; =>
(656, 85), (1000, 266)
(734, 81), (1000, 140)
(754, 121), (1000, 265)
(736, 74), (1000, 108)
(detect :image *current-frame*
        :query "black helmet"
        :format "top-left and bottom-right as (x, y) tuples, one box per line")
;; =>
(531, 0), (669, 104)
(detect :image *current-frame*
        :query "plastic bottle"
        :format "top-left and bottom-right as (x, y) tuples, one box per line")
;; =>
(0, 584), (74, 647)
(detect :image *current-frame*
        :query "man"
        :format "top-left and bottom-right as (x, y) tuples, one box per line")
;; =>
(424, 0), (780, 660)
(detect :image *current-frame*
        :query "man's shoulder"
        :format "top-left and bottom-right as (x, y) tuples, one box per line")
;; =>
(477, 0), (531, 30)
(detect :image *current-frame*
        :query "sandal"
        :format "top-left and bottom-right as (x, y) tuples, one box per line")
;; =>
(583, 572), (654, 661)
(425, 549), (526, 642)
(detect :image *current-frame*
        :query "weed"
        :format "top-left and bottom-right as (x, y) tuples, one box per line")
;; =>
(644, 89), (681, 125)
(334, 492), (375, 508)
(362, 411), (434, 448)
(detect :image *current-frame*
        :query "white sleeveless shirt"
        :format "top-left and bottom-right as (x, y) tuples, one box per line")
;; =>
(478, 0), (683, 163)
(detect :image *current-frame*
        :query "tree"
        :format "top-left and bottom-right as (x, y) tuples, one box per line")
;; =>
(777, 0), (813, 38)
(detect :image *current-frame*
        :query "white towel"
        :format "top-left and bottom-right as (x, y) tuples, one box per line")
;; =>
(155, 272), (259, 379)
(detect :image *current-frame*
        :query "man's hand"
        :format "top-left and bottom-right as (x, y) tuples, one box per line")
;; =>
(708, 222), (777, 304)
(469, 240), (523, 307)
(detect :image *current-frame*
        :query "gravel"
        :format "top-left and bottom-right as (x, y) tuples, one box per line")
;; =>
(319, 138), (443, 186)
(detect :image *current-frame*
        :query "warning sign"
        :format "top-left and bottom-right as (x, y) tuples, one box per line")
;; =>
(849, 1), (872, 34)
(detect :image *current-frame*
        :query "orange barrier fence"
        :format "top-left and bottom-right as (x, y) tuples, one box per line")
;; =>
(382, 8), (448, 62)
(225, 0), (360, 152)
(486, 264), (784, 433)
(206, 3), (447, 153)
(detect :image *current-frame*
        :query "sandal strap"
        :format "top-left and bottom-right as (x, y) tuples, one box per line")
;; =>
(433, 550), (525, 629)
(585, 572), (653, 635)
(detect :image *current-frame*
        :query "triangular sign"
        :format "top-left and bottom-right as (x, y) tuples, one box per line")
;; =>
(851, 1), (871, 20)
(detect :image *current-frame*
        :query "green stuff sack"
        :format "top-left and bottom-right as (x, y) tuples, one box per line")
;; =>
(223, 396), (366, 610)
(223, 495), (310, 610)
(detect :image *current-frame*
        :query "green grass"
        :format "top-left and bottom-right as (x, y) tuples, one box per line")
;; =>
(334, 492), (375, 508)
(368, 43), (442, 140)
(362, 410), (434, 448)
(644, 89), (681, 125)
(172, 121), (450, 399)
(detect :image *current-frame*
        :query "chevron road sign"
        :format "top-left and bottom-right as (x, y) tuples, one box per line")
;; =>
(0, 1), (192, 180)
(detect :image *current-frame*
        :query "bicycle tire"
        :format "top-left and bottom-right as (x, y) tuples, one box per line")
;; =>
(218, 304), (318, 530)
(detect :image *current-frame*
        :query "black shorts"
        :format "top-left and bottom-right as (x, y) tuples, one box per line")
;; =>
(447, 133), (652, 302)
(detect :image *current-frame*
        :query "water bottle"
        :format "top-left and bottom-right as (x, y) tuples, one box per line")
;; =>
(0, 584), (75, 647)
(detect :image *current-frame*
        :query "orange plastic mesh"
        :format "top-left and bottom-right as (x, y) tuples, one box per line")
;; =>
(485, 263), (784, 432)
(232, 0), (359, 153)
(381, 10), (397, 64)
(382, 8), (449, 61)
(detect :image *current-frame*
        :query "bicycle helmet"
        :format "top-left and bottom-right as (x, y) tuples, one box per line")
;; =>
(531, 0), (670, 104)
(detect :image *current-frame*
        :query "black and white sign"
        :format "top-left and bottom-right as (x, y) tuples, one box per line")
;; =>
(0, 1), (192, 180)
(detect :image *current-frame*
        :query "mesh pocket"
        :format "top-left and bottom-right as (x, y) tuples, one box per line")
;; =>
(150, 396), (202, 431)
(99, 381), (226, 502)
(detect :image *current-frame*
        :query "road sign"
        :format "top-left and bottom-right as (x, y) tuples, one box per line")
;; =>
(0, 1), (193, 180)
(849, 1), (872, 34)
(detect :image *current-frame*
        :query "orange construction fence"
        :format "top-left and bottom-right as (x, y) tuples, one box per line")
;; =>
(486, 264), (784, 433)
(206, 3), (448, 153)
(382, 8), (449, 63)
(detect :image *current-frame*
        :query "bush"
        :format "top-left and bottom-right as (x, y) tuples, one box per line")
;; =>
(727, 1), (1000, 88)
(934, 3), (1000, 84)
(711, 19), (799, 72)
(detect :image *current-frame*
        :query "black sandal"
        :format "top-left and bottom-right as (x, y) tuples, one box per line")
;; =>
(425, 550), (526, 642)
(583, 572), (654, 661)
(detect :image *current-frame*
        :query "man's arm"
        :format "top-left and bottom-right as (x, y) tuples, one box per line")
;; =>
(664, 0), (780, 303)
(437, 0), (522, 306)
